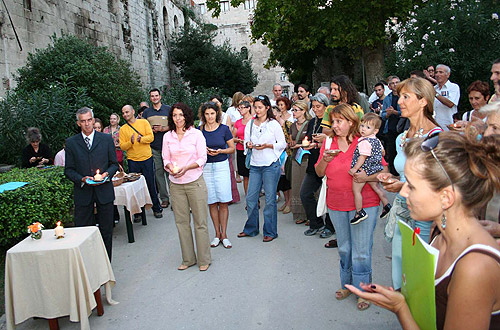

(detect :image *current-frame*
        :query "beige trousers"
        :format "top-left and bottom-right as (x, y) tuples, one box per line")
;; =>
(170, 176), (211, 267)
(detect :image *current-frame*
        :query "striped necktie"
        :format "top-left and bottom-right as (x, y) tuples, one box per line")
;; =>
(84, 137), (91, 150)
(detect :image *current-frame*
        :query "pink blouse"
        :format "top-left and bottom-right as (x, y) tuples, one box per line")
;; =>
(234, 118), (247, 151)
(162, 127), (207, 184)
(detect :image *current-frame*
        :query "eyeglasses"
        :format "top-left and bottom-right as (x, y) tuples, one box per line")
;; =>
(421, 132), (455, 191)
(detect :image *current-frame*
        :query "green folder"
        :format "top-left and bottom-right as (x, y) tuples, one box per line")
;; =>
(399, 220), (440, 330)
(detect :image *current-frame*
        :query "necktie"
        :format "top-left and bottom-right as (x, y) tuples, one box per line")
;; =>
(84, 137), (91, 150)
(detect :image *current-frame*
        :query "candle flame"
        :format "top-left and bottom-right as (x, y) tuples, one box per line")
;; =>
(96, 169), (100, 175)
(56, 221), (61, 226)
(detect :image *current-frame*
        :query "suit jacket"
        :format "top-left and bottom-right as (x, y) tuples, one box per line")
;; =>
(64, 131), (118, 206)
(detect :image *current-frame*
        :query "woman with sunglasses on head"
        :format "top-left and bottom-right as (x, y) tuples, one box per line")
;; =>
(370, 78), (443, 290)
(347, 132), (500, 330)
(237, 95), (287, 242)
(289, 100), (311, 225)
(199, 102), (235, 249)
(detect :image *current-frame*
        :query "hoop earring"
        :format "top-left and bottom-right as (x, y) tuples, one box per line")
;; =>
(441, 212), (447, 229)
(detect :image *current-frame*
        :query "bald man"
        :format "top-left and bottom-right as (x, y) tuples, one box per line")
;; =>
(119, 105), (163, 219)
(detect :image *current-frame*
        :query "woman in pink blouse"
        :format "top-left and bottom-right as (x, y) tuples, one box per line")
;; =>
(162, 103), (211, 272)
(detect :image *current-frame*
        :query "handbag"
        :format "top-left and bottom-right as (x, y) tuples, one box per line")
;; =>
(245, 119), (254, 169)
(316, 136), (332, 217)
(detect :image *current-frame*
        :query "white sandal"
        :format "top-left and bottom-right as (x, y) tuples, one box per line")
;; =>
(222, 238), (232, 249)
(210, 237), (220, 247)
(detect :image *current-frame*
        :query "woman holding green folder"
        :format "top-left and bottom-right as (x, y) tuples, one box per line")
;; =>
(347, 132), (500, 329)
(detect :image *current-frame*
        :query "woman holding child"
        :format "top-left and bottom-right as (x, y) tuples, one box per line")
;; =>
(315, 103), (388, 311)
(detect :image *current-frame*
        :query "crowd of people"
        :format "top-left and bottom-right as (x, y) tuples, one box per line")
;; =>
(21, 58), (500, 328)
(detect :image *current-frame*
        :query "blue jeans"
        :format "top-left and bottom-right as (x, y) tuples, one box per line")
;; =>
(128, 156), (162, 213)
(328, 206), (379, 290)
(243, 160), (281, 238)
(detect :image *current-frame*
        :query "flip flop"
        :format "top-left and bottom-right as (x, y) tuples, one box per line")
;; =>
(210, 237), (220, 247)
(222, 238), (232, 249)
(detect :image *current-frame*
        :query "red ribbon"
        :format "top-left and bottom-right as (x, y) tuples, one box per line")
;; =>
(413, 227), (421, 246)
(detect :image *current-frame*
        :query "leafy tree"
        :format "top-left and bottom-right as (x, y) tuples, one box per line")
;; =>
(206, 0), (418, 88)
(170, 24), (258, 96)
(15, 34), (144, 120)
(0, 84), (93, 166)
(385, 0), (500, 112)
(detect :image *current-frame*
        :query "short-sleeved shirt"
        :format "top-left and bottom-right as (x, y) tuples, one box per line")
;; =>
(434, 80), (460, 129)
(142, 104), (171, 150)
(202, 124), (233, 163)
(234, 118), (247, 151)
(321, 103), (364, 129)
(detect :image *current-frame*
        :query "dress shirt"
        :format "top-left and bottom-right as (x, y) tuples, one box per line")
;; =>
(244, 119), (286, 167)
(82, 130), (95, 148)
(162, 127), (207, 184)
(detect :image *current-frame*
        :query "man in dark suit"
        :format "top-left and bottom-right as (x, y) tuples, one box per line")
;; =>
(65, 107), (118, 260)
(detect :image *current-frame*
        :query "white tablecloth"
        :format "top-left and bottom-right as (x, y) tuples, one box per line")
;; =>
(113, 175), (152, 215)
(5, 227), (117, 330)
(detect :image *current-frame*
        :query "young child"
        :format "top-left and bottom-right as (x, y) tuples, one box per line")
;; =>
(348, 113), (391, 225)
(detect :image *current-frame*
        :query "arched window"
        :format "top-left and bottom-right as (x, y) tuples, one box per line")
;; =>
(174, 15), (179, 34)
(240, 46), (248, 60)
(163, 7), (169, 40)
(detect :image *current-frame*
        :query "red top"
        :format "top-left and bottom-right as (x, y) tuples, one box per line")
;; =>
(316, 135), (386, 211)
(234, 118), (246, 151)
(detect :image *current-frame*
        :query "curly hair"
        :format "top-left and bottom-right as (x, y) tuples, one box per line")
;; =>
(167, 103), (194, 131)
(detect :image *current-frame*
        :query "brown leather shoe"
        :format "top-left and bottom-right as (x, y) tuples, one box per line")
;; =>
(263, 236), (275, 242)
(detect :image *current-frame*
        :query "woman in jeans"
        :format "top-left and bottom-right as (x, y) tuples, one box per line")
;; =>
(237, 95), (286, 242)
(162, 103), (211, 271)
(315, 103), (388, 311)
(199, 102), (235, 249)
(376, 77), (442, 290)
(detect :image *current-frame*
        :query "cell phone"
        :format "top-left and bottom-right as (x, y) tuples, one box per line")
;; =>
(254, 144), (262, 147)
(207, 148), (216, 152)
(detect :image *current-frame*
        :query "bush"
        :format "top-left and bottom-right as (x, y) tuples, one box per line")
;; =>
(385, 0), (500, 112)
(15, 34), (144, 121)
(0, 167), (73, 248)
(161, 76), (221, 120)
(0, 84), (93, 167)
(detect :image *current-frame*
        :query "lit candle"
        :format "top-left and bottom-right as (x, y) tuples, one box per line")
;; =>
(302, 136), (310, 147)
(54, 221), (64, 238)
(172, 162), (180, 174)
(94, 169), (103, 181)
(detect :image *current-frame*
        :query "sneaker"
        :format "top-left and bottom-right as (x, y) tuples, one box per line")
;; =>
(319, 228), (334, 239)
(133, 215), (142, 223)
(350, 209), (368, 225)
(304, 228), (321, 236)
(154, 211), (163, 219)
(380, 203), (392, 219)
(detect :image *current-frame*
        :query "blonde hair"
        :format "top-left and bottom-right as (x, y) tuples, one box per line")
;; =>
(292, 100), (311, 120)
(396, 77), (440, 127)
(362, 112), (382, 130)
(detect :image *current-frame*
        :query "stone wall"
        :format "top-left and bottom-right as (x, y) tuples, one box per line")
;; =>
(0, 0), (189, 97)
(194, 0), (294, 99)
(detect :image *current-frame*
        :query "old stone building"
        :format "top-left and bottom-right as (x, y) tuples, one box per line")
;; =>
(0, 0), (189, 97)
(193, 0), (294, 99)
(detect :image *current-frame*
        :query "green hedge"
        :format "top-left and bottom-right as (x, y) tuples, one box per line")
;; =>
(0, 167), (73, 248)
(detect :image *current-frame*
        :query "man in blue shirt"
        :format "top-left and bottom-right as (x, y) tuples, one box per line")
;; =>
(142, 88), (171, 208)
(380, 76), (401, 176)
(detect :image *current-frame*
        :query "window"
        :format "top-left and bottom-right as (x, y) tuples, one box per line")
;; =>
(199, 3), (207, 14)
(221, 1), (230, 12)
(163, 7), (169, 40)
(240, 47), (248, 60)
(244, 0), (255, 10)
(24, 0), (32, 11)
(174, 15), (179, 34)
(280, 72), (287, 82)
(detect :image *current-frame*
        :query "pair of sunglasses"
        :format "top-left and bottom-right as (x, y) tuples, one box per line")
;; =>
(421, 132), (455, 191)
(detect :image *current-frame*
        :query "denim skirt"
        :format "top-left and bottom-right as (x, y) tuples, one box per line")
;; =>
(203, 159), (232, 204)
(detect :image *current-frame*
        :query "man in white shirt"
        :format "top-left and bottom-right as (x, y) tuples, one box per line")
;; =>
(434, 64), (460, 130)
(490, 58), (500, 103)
(270, 84), (283, 106)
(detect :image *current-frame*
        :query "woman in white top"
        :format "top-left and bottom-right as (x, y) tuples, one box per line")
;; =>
(237, 95), (287, 242)
(347, 132), (500, 329)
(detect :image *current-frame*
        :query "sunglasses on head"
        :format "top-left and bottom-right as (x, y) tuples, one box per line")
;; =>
(256, 95), (266, 101)
(421, 132), (455, 191)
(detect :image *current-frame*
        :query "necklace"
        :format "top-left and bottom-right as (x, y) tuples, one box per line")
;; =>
(400, 128), (424, 147)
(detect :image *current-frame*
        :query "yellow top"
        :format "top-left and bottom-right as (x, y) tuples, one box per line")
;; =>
(119, 119), (154, 161)
(321, 103), (364, 128)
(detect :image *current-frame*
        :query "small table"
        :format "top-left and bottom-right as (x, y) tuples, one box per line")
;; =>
(113, 175), (152, 243)
(5, 227), (117, 330)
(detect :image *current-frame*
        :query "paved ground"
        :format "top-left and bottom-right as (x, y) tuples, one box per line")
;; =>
(3, 184), (400, 330)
